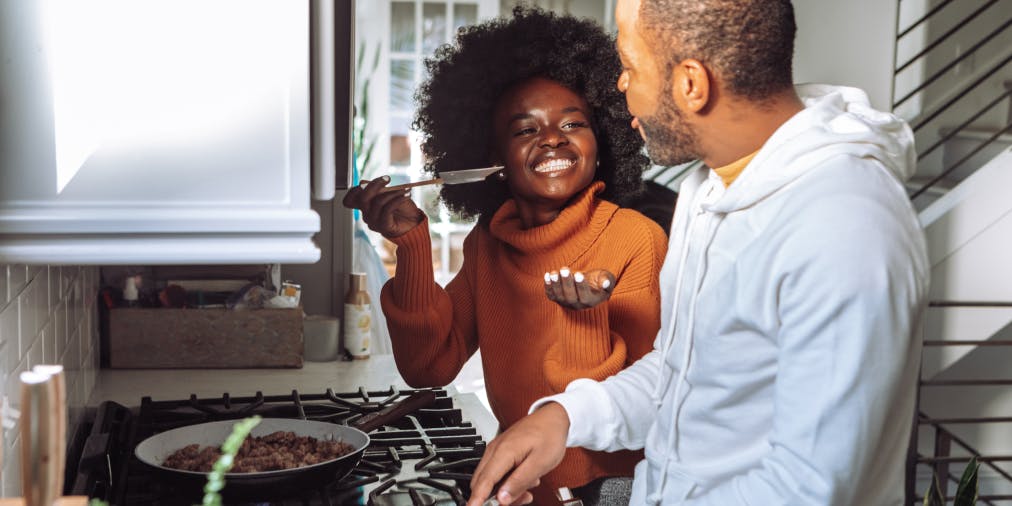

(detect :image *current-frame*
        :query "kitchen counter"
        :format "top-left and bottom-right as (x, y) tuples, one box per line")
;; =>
(88, 354), (499, 441)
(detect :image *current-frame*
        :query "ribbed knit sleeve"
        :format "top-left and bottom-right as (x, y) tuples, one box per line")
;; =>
(380, 217), (479, 387)
(542, 214), (667, 393)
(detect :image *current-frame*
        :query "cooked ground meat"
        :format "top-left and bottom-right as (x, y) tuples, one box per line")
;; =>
(162, 431), (356, 473)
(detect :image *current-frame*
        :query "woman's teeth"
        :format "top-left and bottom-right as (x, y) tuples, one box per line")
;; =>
(534, 159), (575, 173)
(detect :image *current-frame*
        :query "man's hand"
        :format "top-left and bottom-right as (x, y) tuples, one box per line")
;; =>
(544, 268), (616, 310)
(467, 403), (571, 506)
(342, 176), (424, 238)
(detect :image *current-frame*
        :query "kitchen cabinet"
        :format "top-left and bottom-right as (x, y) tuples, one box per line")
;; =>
(0, 0), (355, 265)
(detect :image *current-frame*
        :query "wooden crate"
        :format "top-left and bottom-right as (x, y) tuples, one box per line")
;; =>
(108, 307), (303, 368)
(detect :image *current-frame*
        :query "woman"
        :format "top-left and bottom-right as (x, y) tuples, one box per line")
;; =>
(343, 7), (666, 504)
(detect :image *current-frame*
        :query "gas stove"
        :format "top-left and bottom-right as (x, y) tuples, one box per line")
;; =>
(67, 387), (486, 505)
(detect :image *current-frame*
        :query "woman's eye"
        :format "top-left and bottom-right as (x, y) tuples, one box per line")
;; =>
(513, 127), (536, 137)
(564, 121), (589, 129)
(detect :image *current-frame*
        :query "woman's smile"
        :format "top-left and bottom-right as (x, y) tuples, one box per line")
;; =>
(532, 154), (577, 176)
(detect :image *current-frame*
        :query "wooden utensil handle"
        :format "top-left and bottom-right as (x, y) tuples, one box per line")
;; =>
(20, 372), (60, 506)
(0, 498), (89, 506)
(352, 390), (437, 433)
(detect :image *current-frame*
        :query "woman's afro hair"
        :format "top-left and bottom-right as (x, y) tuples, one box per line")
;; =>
(413, 6), (649, 219)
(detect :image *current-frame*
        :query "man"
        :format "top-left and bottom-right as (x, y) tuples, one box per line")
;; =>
(466, 0), (930, 504)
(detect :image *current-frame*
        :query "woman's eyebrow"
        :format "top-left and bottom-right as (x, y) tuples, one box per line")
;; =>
(507, 106), (586, 124)
(507, 112), (533, 123)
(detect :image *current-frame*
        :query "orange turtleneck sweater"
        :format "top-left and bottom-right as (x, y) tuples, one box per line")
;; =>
(381, 181), (667, 501)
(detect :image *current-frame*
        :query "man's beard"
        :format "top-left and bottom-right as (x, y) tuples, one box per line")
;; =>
(638, 89), (701, 167)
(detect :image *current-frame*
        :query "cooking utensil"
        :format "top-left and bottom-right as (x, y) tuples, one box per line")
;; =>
(19, 371), (61, 506)
(367, 165), (505, 192)
(32, 365), (67, 497)
(134, 389), (436, 501)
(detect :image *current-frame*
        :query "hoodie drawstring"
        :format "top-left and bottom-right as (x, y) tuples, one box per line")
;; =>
(648, 191), (724, 505)
(652, 216), (695, 409)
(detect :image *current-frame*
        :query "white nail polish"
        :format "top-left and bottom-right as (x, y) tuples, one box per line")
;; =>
(550, 273), (559, 282)
(573, 272), (584, 283)
(381, 175), (390, 182)
(602, 279), (611, 289)
(560, 268), (570, 278)
(544, 272), (551, 284)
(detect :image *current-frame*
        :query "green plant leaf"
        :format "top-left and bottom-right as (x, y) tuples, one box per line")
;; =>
(201, 415), (262, 506)
(360, 138), (378, 180)
(923, 472), (945, 506)
(353, 42), (381, 180)
(954, 456), (980, 506)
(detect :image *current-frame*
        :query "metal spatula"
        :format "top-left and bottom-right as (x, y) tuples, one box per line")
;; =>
(367, 165), (504, 192)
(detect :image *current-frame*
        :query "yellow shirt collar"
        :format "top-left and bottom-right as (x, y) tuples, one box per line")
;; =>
(712, 150), (759, 188)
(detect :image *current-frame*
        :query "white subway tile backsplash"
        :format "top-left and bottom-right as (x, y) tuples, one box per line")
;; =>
(26, 339), (43, 371)
(0, 264), (99, 498)
(0, 299), (18, 377)
(4, 358), (26, 427)
(38, 267), (49, 320)
(43, 321), (57, 365)
(27, 266), (43, 283)
(55, 301), (67, 360)
(18, 283), (36, 354)
(0, 265), (8, 307)
(47, 267), (57, 316)
(59, 266), (74, 298)
(8, 265), (27, 295)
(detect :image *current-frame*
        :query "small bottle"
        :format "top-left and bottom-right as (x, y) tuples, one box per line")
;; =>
(343, 272), (371, 359)
(123, 275), (140, 307)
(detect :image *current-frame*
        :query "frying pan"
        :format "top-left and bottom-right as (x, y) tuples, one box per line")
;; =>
(134, 390), (436, 501)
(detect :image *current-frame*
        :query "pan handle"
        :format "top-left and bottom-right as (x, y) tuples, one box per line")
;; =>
(352, 390), (437, 433)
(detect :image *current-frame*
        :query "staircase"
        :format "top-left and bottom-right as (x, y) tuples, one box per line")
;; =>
(893, 0), (1012, 503)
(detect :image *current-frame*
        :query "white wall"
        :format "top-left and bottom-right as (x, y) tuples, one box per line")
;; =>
(0, 265), (100, 497)
(792, 0), (898, 111)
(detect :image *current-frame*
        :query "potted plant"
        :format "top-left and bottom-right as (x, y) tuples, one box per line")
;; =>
(922, 456), (979, 506)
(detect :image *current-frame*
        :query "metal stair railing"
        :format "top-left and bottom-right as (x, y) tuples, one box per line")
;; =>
(892, 0), (1012, 202)
(912, 413), (1012, 504)
(907, 301), (1012, 504)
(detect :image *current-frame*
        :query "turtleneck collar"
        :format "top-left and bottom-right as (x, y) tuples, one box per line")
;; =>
(712, 149), (758, 187)
(488, 181), (615, 272)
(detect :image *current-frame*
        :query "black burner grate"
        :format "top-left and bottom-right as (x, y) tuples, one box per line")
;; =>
(68, 387), (485, 506)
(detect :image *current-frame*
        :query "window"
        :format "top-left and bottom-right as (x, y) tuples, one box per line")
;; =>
(356, 0), (498, 285)
(355, 1), (614, 285)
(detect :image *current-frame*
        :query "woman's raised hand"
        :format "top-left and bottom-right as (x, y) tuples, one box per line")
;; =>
(544, 267), (616, 310)
(342, 176), (425, 238)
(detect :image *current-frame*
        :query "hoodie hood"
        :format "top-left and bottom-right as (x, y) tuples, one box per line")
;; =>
(707, 84), (916, 214)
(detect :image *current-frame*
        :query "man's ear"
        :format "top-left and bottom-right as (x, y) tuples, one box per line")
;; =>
(670, 58), (710, 113)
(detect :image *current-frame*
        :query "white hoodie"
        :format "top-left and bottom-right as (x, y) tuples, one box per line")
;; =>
(534, 85), (930, 505)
